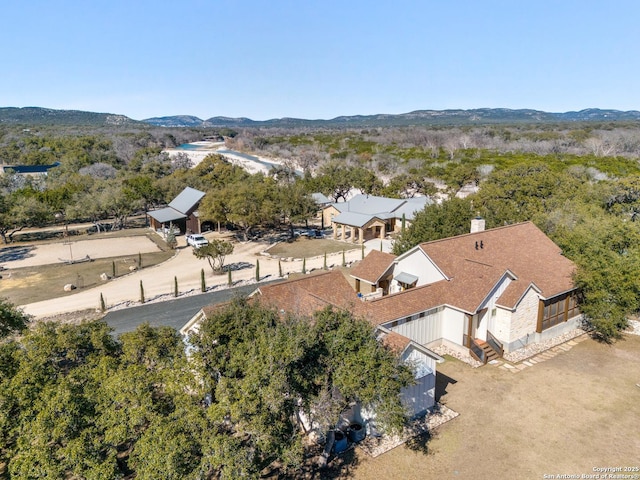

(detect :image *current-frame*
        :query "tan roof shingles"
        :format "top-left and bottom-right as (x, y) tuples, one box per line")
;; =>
(360, 222), (576, 325)
(257, 270), (361, 318)
(419, 221), (575, 308)
(379, 330), (411, 355)
(350, 250), (396, 283)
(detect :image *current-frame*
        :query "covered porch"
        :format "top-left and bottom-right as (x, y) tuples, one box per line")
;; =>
(331, 212), (389, 243)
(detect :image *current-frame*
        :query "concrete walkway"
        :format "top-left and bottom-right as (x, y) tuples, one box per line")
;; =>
(21, 236), (371, 319)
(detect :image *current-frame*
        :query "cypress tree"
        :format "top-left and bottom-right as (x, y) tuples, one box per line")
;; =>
(174, 276), (178, 297)
(111, 260), (116, 278)
(323, 252), (327, 270)
(256, 259), (260, 281)
(278, 260), (283, 277)
(201, 268), (206, 292)
(228, 268), (232, 286)
(139, 280), (145, 304)
(302, 257), (306, 274)
(99, 293), (106, 312)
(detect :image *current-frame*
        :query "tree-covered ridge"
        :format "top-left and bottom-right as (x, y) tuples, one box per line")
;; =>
(0, 301), (412, 478)
(0, 107), (136, 126)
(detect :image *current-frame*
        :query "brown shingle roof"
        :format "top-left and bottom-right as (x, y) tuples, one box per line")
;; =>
(256, 270), (361, 318)
(246, 223), (575, 333)
(379, 330), (411, 355)
(419, 222), (576, 308)
(350, 250), (396, 284)
(358, 222), (577, 326)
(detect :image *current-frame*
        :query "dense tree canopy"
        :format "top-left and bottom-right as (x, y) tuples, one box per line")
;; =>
(0, 298), (30, 339)
(0, 301), (412, 478)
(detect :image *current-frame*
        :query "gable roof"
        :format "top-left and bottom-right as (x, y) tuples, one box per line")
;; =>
(419, 221), (575, 307)
(350, 250), (397, 284)
(148, 207), (187, 224)
(377, 327), (444, 362)
(255, 270), (362, 318)
(149, 186), (205, 224)
(329, 194), (432, 227)
(168, 187), (206, 216)
(332, 211), (385, 228)
(356, 222), (577, 326)
(332, 194), (405, 216)
(392, 196), (432, 221)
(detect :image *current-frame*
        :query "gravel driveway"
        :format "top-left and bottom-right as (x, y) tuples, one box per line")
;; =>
(20, 236), (367, 319)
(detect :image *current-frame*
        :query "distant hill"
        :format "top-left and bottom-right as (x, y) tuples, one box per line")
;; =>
(0, 107), (136, 126)
(141, 115), (205, 127)
(148, 108), (640, 128)
(2, 106), (640, 128)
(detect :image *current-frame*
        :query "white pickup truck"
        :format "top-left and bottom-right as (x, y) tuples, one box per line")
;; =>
(186, 234), (209, 248)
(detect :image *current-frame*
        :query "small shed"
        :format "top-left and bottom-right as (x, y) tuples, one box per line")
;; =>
(148, 187), (205, 234)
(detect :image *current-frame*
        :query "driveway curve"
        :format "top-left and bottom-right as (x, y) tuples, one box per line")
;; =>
(21, 237), (368, 319)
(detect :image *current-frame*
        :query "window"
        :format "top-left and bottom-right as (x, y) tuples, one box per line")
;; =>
(540, 292), (580, 331)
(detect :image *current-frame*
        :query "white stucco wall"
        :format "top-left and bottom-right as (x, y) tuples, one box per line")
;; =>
(394, 249), (446, 287)
(442, 308), (465, 346)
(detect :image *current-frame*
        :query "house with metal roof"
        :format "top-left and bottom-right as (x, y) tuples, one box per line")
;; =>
(323, 194), (432, 243)
(1, 162), (60, 177)
(148, 187), (206, 235)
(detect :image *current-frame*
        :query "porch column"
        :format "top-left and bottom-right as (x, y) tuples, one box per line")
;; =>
(359, 227), (364, 243)
(341, 224), (346, 240)
(351, 226), (356, 242)
(381, 223), (386, 239)
(333, 223), (337, 239)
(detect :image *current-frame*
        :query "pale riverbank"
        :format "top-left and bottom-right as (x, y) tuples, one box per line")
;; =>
(164, 141), (292, 175)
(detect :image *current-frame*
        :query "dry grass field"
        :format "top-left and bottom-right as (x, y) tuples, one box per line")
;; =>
(0, 229), (174, 305)
(343, 334), (640, 480)
(266, 237), (361, 259)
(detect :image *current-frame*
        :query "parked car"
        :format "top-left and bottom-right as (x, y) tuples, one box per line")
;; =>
(162, 225), (181, 236)
(186, 234), (209, 248)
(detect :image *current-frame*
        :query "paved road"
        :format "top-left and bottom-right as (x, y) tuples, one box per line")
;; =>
(104, 282), (279, 336)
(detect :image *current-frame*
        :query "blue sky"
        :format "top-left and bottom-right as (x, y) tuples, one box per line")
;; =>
(2, 0), (639, 120)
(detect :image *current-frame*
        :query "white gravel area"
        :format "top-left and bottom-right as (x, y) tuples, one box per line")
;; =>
(503, 328), (587, 363)
(626, 319), (640, 335)
(431, 344), (482, 368)
(357, 405), (459, 458)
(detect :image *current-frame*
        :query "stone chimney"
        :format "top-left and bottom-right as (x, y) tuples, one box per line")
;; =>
(470, 216), (485, 233)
